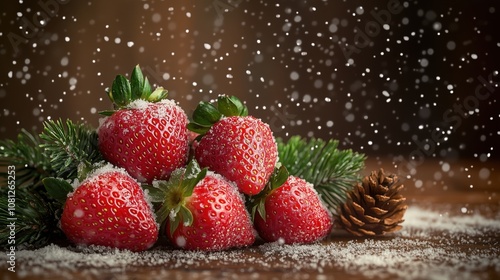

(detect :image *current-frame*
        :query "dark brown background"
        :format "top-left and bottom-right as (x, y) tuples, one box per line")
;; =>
(1, 4), (499, 279)
(1, 1), (499, 171)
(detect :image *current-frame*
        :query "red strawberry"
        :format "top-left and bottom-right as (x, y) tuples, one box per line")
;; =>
(151, 160), (256, 251)
(98, 65), (189, 183)
(252, 167), (333, 244)
(98, 99), (188, 183)
(187, 130), (200, 160)
(188, 96), (277, 195)
(60, 165), (159, 252)
(187, 130), (200, 146)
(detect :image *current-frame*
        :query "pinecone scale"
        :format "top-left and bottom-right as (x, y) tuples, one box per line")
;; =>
(337, 169), (408, 236)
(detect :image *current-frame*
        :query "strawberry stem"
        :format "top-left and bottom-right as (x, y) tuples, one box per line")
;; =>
(153, 160), (207, 236)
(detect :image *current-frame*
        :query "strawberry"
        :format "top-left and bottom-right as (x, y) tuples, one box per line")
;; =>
(59, 164), (159, 252)
(251, 167), (333, 244)
(98, 65), (189, 183)
(148, 160), (256, 251)
(188, 95), (278, 195)
(187, 130), (200, 160)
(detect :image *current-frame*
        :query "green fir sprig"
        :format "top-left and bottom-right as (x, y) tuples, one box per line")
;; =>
(0, 129), (54, 189)
(0, 119), (103, 249)
(277, 136), (366, 215)
(40, 119), (103, 181)
(0, 187), (62, 249)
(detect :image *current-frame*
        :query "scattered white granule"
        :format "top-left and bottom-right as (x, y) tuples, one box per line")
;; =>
(127, 99), (150, 110)
(176, 236), (187, 248)
(73, 209), (84, 218)
(3, 206), (499, 280)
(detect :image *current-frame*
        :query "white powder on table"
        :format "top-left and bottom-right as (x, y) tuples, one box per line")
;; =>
(4, 206), (499, 279)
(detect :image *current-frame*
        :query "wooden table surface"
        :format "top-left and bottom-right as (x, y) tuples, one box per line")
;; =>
(2, 158), (499, 280)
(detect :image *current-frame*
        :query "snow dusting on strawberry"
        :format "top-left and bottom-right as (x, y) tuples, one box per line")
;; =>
(254, 175), (333, 244)
(189, 96), (278, 195)
(60, 165), (159, 252)
(11, 66), (364, 262)
(97, 66), (189, 183)
(196, 116), (277, 195)
(152, 160), (256, 251)
(167, 172), (256, 251)
(98, 101), (189, 183)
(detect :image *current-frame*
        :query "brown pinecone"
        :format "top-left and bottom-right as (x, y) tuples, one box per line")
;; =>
(337, 168), (407, 236)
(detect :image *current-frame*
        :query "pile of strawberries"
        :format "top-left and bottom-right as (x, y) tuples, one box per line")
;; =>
(58, 66), (333, 252)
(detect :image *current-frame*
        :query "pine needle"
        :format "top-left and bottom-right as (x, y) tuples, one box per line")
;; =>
(277, 136), (366, 215)
(39, 119), (103, 180)
(0, 129), (53, 188)
(0, 187), (61, 249)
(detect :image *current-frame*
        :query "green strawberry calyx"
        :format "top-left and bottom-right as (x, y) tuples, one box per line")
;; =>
(248, 164), (289, 222)
(100, 65), (168, 116)
(43, 162), (117, 206)
(144, 160), (207, 237)
(43, 177), (74, 205)
(187, 95), (249, 136)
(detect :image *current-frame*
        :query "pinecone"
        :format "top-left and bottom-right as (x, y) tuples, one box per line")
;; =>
(337, 169), (407, 236)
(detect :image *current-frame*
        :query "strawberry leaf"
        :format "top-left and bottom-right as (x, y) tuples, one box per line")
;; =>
(98, 110), (115, 116)
(148, 87), (168, 102)
(249, 166), (288, 222)
(270, 165), (289, 190)
(182, 160), (207, 197)
(155, 160), (207, 236)
(217, 95), (247, 117)
(249, 194), (267, 222)
(230, 95), (249, 116)
(43, 177), (73, 204)
(168, 210), (181, 237)
(168, 205), (194, 237)
(187, 95), (248, 136)
(179, 205), (193, 226)
(155, 202), (171, 233)
(256, 200), (267, 222)
(142, 184), (166, 203)
(187, 123), (211, 135)
(110, 75), (132, 107)
(130, 65), (152, 100)
(192, 102), (222, 125)
(105, 65), (169, 109)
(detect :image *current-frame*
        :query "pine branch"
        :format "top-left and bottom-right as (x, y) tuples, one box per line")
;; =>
(39, 119), (103, 180)
(0, 129), (54, 189)
(0, 187), (62, 249)
(0, 119), (103, 249)
(277, 136), (366, 215)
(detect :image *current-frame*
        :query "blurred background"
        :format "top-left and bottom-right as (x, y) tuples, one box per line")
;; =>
(1, 0), (499, 191)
